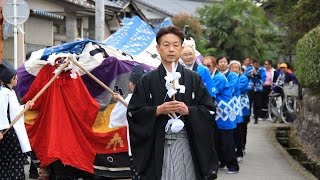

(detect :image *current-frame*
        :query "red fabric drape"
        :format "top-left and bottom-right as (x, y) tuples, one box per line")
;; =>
(22, 65), (100, 173)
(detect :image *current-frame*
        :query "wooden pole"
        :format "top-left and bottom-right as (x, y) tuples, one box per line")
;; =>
(2, 60), (71, 135)
(68, 57), (128, 107)
(0, 0), (3, 64)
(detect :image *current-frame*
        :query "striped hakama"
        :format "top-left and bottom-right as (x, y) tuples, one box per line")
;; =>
(161, 130), (196, 180)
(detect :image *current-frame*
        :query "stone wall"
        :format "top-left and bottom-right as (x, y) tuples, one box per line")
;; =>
(296, 89), (320, 160)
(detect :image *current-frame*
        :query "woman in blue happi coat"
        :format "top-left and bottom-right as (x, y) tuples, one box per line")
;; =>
(229, 60), (249, 161)
(208, 56), (239, 174)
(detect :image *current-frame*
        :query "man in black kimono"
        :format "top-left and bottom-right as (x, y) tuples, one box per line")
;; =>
(127, 26), (218, 180)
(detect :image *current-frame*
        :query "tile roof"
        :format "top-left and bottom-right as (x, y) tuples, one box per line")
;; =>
(135, 0), (213, 16)
(104, 0), (130, 9)
(64, 0), (95, 8)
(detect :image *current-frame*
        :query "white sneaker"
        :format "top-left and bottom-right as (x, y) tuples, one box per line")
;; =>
(227, 169), (239, 174)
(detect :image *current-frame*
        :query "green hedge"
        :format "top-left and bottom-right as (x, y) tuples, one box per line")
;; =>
(295, 26), (320, 88)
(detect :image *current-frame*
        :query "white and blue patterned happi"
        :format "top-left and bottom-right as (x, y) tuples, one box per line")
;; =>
(233, 96), (242, 116)
(216, 100), (237, 122)
(240, 94), (250, 116)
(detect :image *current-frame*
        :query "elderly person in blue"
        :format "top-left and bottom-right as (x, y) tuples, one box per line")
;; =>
(229, 60), (249, 162)
(203, 56), (239, 174)
(244, 59), (266, 124)
(228, 61), (242, 125)
(180, 45), (216, 98)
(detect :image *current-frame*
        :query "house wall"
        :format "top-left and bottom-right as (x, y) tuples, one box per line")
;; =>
(27, 0), (64, 12)
(3, 0), (59, 65)
(25, 16), (53, 47)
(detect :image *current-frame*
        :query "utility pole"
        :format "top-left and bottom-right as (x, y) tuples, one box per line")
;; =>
(95, 0), (105, 41)
(3, 0), (29, 68)
(0, 0), (3, 64)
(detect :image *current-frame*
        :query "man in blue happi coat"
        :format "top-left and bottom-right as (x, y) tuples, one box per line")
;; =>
(244, 59), (266, 124)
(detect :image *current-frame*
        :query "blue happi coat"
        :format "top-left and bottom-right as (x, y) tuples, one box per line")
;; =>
(192, 63), (215, 97)
(230, 73), (243, 123)
(244, 65), (266, 92)
(211, 70), (237, 130)
(239, 74), (250, 116)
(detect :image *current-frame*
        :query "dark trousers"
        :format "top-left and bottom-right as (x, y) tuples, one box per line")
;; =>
(29, 151), (39, 177)
(248, 90), (264, 121)
(29, 160), (38, 175)
(214, 129), (239, 170)
(234, 123), (244, 157)
(242, 116), (250, 150)
(262, 85), (272, 118)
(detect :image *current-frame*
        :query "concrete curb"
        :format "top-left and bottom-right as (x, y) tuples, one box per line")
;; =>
(269, 124), (317, 180)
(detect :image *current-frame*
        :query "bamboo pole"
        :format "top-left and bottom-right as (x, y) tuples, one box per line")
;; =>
(68, 57), (128, 107)
(2, 60), (70, 135)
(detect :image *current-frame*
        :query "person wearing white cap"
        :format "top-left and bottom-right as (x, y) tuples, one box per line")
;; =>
(229, 60), (249, 162)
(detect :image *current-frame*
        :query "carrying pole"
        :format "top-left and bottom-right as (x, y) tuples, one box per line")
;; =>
(68, 57), (128, 107)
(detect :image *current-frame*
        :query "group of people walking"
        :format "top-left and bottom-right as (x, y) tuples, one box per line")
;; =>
(126, 26), (299, 179)
(0, 25), (299, 180)
(127, 26), (253, 179)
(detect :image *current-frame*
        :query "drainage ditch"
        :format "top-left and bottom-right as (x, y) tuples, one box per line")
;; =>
(276, 126), (320, 179)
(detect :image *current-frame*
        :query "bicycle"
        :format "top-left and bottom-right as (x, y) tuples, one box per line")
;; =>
(267, 92), (281, 123)
(267, 83), (301, 124)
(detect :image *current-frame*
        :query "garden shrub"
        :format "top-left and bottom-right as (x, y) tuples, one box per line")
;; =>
(295, 26), (320, 88)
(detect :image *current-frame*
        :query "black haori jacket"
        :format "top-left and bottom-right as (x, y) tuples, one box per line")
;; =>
(127, 63), (218, 180)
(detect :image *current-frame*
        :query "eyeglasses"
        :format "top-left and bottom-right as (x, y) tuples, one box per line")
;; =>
(204, 64), (211, 68)
(264, 63), (269, 65)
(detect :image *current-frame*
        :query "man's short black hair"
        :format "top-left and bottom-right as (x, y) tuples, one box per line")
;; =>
(252, 59), (259, 64)
(156, 26), (185, 45)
